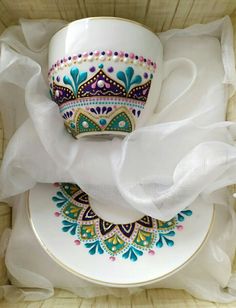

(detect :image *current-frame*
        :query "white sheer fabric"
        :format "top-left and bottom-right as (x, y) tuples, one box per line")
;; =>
(0, 16), (236, 302)
(0, 17), (236, 221)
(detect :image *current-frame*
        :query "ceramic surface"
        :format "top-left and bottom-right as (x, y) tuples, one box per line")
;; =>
(28, 183), (214, 287)
(48, 18), (162, 138)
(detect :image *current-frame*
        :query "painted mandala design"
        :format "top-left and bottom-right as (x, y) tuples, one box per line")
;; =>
(49, 50), (156, 138)
(52, 183), (193, 262)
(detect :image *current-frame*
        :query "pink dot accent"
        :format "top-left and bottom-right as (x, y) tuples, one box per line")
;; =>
(119, 51), (124, 57)
(63, 57), (67, 62)
(148, 250), (155, 256)
(83, 52), (88, 57)
(109, 256), (116, 262)
(54, 212), (60, 217)
(106, 50), (112, 56)
(74, 240), (81, 245)
(147, 59), (151, 65)
(94, 50), (100, 56)
(53, 182), (59, 187)
(139, 56), (144, 62)
(177, 225), (184, 231)
(56, 60), (60, 66)
(153, 63), (157, 69)
(72, 55), (77, 60)
(129, 52), (135, 59)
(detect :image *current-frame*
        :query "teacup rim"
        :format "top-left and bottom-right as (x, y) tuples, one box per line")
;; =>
(50, 16), (159, 44)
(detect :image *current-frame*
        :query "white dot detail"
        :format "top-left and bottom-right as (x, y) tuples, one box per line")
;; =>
(97, 80), (105, 88)
(82, 121), (89, 128)
(119, 121), (126, 128)
(113, 56), (119, 62)
(99, 55), (106, 61)
(55, 90), (60, 97)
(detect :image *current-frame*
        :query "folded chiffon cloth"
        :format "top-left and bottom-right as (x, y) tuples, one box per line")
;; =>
(0, 17), (236, 221)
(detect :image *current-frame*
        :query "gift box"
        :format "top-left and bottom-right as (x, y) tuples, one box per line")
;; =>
(1, 0), (236, 306)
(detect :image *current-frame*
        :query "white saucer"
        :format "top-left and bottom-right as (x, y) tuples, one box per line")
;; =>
(28, 183), (214, 287)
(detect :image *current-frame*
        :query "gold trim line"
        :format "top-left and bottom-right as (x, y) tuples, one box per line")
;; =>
(50, 16), (159, 43)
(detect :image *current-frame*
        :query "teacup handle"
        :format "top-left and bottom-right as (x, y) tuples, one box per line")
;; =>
(148, 57), (197, 124)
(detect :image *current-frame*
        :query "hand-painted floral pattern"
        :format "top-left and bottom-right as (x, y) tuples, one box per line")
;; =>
(49, 49), (156, 137)
(52, 183), (193, 262)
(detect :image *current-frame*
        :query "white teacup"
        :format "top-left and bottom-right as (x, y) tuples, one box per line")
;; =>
(48, 17), (195, 139)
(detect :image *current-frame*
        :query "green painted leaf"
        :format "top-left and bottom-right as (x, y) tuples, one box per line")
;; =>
(131, 75), (142, 86)
(63, 75), (76, 95)
(70, 67), (79, 85)
(78, 71), (87, 85)
(126, 67), (134, 83)
(117, 71), (128, 89)
(63, 75), (72, 86)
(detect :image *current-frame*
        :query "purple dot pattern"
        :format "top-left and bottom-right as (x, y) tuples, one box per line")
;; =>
(89, 66), (96, 72)
(108, 66), (114, 73)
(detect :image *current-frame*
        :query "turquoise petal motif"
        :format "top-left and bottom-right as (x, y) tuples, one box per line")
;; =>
(85, 241), (104, 255)
(116, 71), (127, 88)
(62, 220), (77, 235)
(177, 210), (193, 222)
(52, 183), (193, 262)
(52, 191), (68, 208)
(122, 246), (143, 262)
(117, 67), (142, 92)
(156, 231), (175, 248)
(63, 67), (87, 96)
